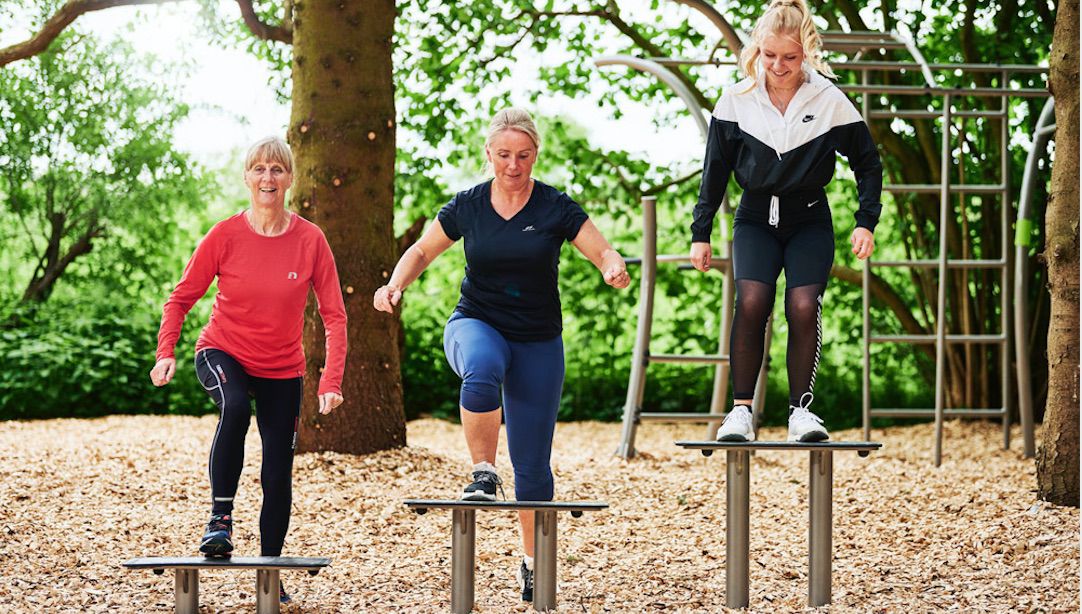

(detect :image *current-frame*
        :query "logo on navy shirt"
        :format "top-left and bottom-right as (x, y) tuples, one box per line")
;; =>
(801, 114), (816, 123)
(522, 225), (536, 232)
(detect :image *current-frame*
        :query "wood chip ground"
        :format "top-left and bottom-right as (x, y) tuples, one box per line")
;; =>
(0, 416), (1076, 613)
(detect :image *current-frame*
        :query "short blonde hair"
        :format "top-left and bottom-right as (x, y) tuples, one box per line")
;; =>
(244, 136), (294, 173)
(739, 0), (836, 89)
(483, 108), (540, 175)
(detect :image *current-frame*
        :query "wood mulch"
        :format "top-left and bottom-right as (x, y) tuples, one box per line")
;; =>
(0, 415), (1076, 613)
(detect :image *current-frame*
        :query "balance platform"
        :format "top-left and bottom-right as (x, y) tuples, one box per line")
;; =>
(123, 555), (330, 614)
(676, 440), (882, 608)
(405, 499), (608, 613)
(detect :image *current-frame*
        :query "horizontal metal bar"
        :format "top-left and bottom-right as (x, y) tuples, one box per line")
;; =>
(824, 40), (909, 51)
(649, 353), (730, 364)
(870, 334), (1007, 344)
(839, 84), (1049, 98)
(643, 58), (1049, 75)
(884, 183), (1005, 194)
(869, 258), (1006, 269)
(869, 109), (1007, 119)
(869, 408), (1007, 417)
(624, 255), (730, 266)
(836, 60), (1049, 74)
(640, 412), (725, 422)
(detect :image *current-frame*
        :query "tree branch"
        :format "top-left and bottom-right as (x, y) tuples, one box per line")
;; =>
(235, 0), (292, 44)
(643, 169), (701, 196)
(0, 0), (182, 67)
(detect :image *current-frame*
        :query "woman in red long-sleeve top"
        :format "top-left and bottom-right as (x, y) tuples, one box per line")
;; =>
(150, 136), (346, 601)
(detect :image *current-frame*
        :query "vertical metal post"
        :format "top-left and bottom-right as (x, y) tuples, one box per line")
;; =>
(451, 509), (476, 614)
(808, 451), (834, 607)
(862, 254), (871, 441)
(255, 569), (281, 614)
(617, 196), (658, 459)
(1015, 99), (1054, 460)
(725, 450), (750, 609)
(934, 95), (953, 467)
(174, 569), (198, 614)
(706, 195), (734, 439)
(533, 510), (558, 612)
(999, 72), (1012, 451)
(861, 67), (872, 442)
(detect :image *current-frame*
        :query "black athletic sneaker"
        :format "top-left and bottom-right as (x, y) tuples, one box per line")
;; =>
(199, 513), (233, 557)
(461, 469), (504, 501)
(279, 581), (291, 604)
(517, 560), (534, 602)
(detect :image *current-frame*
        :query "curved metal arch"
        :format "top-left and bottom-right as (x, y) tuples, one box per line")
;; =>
(1014, 96), (1055, 459)
(669, 0), (745, 57)
(594, 55), (710, 139)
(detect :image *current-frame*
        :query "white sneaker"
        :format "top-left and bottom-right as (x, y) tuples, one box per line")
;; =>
(787, 394), (829, 442)
(716, 405), (755, 441)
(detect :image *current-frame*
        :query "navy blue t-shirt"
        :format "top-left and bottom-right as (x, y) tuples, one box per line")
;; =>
(438, 180), (589, 341)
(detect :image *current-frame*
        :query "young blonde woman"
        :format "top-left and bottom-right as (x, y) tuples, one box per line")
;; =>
(691, 0), (882, 442)
(374, 108), (629, 602)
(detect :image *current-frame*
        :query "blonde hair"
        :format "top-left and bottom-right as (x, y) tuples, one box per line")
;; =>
(244, 136), (294, 173)
(739, 0), (836, 89)
(483, 108), (541, 175)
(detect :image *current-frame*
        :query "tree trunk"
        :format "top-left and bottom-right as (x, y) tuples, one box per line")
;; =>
(1036, 0), (1079, 507)
(290, 0), (406, 454)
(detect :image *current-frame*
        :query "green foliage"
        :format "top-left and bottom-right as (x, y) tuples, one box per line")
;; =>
(0, 292), (213, 419)
(0, 33), (206, 308)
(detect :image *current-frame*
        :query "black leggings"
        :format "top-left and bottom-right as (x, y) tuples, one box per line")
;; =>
(730, 219), (833, 405)
(195, 349), (302, 557)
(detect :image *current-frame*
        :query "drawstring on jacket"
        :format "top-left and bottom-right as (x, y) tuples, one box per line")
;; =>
(755, 94), (785, 227)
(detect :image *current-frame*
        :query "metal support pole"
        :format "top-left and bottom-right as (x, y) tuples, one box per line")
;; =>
(533, 510), (558, 612)
(451, 509), (476, 614)
(617, 196), (658, 459)
(999, 74), (1012, 451)
(1014, 98), (1054, 459)
(934, 95), (953, 467)
(726, 450), (750, 609)
(808, 451), (834, 607)
(174, 569), (198, 614)
(255, 569), (280, 614)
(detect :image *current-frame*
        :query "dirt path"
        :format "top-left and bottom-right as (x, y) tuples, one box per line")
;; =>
(0, 416), (1075, 612)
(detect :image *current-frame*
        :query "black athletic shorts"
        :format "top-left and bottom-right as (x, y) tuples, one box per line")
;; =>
(732, 217), (835, 288)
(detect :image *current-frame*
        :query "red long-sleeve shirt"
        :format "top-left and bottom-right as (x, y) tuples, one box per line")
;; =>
(156, 211), (347, 395)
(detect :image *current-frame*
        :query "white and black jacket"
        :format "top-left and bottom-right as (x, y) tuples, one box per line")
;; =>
(691, 68), (883, 242)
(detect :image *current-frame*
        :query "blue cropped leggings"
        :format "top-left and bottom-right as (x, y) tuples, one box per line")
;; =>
(443, 316), (564, 502)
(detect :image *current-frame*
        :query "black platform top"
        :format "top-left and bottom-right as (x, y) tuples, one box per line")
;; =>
(676, 441), (883, 452)
(403, 499), (608, 512)
(123, 556), (330, 570)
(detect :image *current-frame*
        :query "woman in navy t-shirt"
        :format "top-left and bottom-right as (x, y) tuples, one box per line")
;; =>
(373, 108), (629, 602)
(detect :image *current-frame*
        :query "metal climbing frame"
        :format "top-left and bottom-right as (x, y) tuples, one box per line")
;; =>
(830, 34), (1049, 466)
(598, 6), (1050, 463)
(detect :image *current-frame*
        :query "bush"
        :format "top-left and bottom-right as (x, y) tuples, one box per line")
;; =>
(0, 296), (213, 420)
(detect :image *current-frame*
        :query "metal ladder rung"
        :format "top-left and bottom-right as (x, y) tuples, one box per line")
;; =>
(869, 258), (1006, 269)
(869, 109), (1007, 120)
(639, 412), (725, 422)
(870, 334), (1006, 344)
(624, 254), (731, 266)
(884, 183), (1005, 194)
(649, 353), (730, 364)
(870, 408), (1007, 418)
